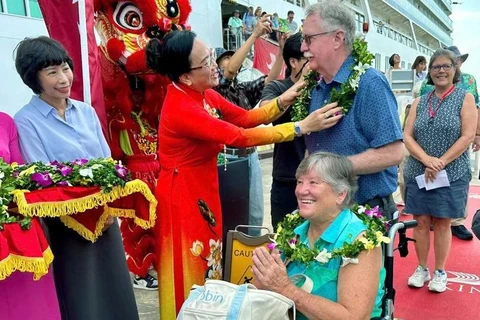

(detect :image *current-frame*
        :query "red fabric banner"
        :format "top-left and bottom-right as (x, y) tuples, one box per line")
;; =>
(253, 37), (286, 79)
(13, 180), (157, 243)
(37, 0), (108, 137)
(0, 218), (53, 280)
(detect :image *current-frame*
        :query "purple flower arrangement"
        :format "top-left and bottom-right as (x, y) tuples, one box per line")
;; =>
(12, 158), (131, 193)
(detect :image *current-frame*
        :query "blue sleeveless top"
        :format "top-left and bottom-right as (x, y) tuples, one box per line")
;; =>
(286, 209), (385, 319)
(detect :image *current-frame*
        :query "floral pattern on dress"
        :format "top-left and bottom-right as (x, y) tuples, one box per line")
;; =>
(419, 73), (479, 105)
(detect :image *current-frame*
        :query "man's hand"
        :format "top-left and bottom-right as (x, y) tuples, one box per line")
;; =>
(472, 136), (480, 152)
(278, 31), (290, 51)
(252, 16), (273, 38)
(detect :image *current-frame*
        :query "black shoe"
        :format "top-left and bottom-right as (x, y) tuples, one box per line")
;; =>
(133, 274), (158, 291)
(451, 225), (473, 240)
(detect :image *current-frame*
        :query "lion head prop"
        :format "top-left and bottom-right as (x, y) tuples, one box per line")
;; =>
(94, 0), (192, 159)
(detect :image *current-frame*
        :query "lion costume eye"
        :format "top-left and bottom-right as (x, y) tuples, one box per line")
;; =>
(114, 2), (143, 31)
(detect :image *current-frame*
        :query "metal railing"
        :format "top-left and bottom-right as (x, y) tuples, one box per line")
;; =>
(223, 28), (244, 51)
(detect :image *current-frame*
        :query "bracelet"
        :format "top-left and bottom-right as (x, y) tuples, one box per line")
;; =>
(276, 97), (286, 112)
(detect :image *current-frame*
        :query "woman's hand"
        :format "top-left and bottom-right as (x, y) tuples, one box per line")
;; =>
(422, 156), (445, 172)
(299, 102), (343, 134)
(424, 167), (438, 183)
(278, 80), (306, 109)
(252, 247), (291, 294)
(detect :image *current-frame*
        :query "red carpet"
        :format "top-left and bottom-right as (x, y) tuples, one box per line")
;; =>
(393, 186), (480, 320)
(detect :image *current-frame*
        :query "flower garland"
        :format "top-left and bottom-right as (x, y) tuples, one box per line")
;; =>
(269, 204), (390, 267)
(12, 158), (131, 193)
(290, 37), (375, 122)
(0, 160), (31, 230)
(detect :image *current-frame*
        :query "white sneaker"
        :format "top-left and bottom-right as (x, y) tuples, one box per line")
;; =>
(428, 270), (447, 293)
(408, 265), (431, 288)
(133, 274), (158, 291)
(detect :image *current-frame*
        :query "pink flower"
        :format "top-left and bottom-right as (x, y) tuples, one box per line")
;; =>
(384, 221), (390, 231)
(31, 172), (53, 187)
(365, 206), (382, 218)
(267, 239), (277, 250)
(56, 180), (70, 187)
(58, 165), (72, 177)
(72, 159), (88, 166)
(115, 164), (128, 180)
(288, 238), (297, 249)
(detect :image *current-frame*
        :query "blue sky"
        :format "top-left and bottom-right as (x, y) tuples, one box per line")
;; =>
(451, 0), (480, 81)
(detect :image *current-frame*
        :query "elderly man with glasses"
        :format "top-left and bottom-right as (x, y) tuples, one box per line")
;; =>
(299, 1), (404, 221)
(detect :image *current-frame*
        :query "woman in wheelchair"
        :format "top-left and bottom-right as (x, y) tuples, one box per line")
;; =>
(252, 152), (384, 320)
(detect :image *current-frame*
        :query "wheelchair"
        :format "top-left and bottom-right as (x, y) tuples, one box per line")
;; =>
(379, 218), (418, 320)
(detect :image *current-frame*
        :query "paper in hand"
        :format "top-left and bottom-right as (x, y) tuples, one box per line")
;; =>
(415, 170), (450, 191)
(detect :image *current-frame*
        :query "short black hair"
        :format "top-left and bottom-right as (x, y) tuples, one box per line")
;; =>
(388, 53), (398, 67)
(282, 33), (303, 72)
(288, 10), (294, 15)
(146, 30), (196, 82)
(15, 36), (74, 94)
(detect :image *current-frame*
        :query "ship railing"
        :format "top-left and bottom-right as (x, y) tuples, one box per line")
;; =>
(223, 27), (244, 51)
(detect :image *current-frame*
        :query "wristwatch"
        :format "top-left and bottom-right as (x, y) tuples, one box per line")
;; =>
(294, 121), (302, 137)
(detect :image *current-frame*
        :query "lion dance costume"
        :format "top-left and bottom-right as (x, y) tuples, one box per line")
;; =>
(93, 0), (192, 281)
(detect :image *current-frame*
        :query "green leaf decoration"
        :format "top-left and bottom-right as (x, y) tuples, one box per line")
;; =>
(290, 37), (375, 121)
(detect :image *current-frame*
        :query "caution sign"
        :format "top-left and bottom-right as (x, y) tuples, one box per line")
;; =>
(223, 227), (273, 285)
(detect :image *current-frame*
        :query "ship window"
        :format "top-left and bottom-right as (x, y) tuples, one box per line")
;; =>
(0, 1), (3, 13)
(355, 13), (364, 32)
(385, 56), (390, 72)
(6, 0), (27, 16)
(401, 61), (406, 69)
(29, 0), (42, 18)
(375, 54), (381, 70)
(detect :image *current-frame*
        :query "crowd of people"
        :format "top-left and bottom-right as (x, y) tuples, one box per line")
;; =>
(227, 5), (302, 50)
(0, 0), (479, 319)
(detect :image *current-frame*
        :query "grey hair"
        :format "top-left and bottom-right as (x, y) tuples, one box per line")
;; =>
(295, 152), (358, 208)
(305, 0), (356, 50)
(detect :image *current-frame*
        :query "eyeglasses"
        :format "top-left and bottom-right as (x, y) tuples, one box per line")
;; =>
(190, 50), (217, 71)
(429, 64), (453, 72)
(301, 30), (336, 45)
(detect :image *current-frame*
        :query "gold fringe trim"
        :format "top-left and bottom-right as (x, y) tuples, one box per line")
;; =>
(12, 180), (157, 219)
(0, 247), (54, 281)
(12, 180), (157, 243)
(59, 212), (112, 243)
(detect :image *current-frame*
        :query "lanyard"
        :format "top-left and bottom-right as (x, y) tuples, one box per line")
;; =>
(427, 85), (455, 118)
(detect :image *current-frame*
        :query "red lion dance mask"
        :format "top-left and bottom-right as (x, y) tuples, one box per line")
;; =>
(94, 0), (192, 151)
(93, 0), (192, 278)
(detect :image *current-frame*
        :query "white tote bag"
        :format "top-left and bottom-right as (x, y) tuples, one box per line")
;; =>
(177, 280), (296, 320)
